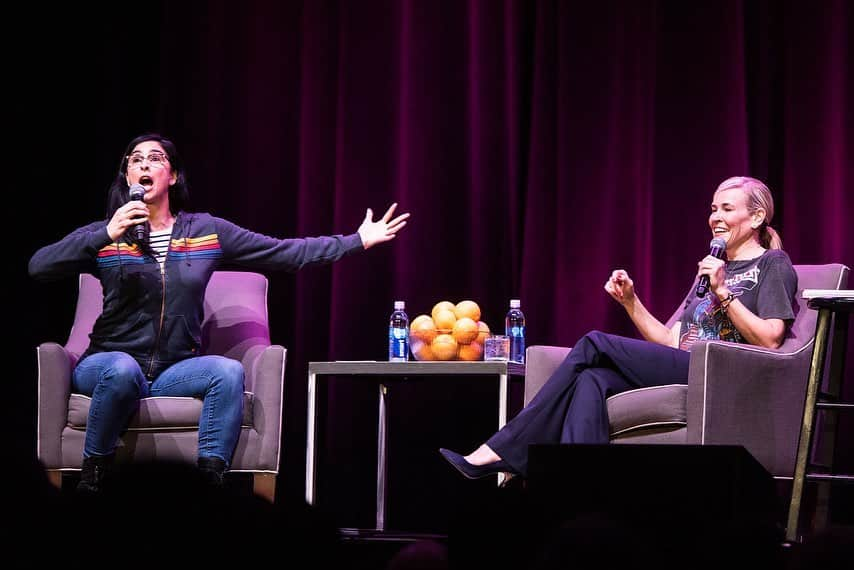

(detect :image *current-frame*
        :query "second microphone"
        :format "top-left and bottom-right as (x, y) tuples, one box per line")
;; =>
(695, 237), (727, 297)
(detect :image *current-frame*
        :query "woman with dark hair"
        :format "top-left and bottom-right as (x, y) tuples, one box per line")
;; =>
(440, 176), (797, 479)
(104, 133), (192, 218)
(30, 133), (409, 491)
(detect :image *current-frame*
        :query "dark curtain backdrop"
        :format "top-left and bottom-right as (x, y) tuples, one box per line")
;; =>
(17, 0), (852, 532)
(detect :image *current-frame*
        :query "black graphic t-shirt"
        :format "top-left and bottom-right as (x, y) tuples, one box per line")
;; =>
(677, 249), (798, 351)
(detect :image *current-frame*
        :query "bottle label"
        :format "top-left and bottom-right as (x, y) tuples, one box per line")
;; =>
(389, 325), (409, 361)
(507, 312), (525, 363)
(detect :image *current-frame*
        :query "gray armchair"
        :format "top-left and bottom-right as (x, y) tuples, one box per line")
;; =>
(36, 271), (286, 501)
(523, 263), (849, 478)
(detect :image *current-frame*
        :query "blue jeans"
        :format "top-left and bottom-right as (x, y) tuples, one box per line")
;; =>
(72, 352), (245, 466)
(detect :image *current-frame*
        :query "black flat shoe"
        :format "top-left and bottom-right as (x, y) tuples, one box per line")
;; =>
(438, 448), (515, 479)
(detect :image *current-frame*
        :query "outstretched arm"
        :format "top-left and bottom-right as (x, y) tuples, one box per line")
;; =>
(604, 269), (677, 347)
(357, 203), (410, 249)
(216, 204), (408, 271)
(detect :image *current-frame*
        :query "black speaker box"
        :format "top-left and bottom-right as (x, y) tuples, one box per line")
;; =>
(527, 444), (780, 530)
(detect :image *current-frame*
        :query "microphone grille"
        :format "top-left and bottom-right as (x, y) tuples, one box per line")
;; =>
(128, 183), (145, 201)
(710, 237), (727, 250)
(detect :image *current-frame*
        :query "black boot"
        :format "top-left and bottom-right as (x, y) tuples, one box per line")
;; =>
(197, 456), (227, 488)
(77, 453), (115, 494)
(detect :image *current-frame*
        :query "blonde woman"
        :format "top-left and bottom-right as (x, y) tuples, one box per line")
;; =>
(440, 176), (796, 479)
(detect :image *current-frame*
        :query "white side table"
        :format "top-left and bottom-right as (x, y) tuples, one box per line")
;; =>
(305, 360), (525, 531)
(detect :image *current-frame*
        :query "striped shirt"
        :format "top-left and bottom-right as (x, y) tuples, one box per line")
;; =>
(149, 228), (172, 269)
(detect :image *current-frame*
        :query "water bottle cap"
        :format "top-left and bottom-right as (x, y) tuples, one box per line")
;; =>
(510, 299), (521, 308)
(394, 301), (405, 310)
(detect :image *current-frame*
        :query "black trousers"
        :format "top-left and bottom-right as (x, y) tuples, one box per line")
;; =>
(487, 330), (690, 475)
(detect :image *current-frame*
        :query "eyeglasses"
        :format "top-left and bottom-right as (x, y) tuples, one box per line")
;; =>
(126, 151), (170, 169)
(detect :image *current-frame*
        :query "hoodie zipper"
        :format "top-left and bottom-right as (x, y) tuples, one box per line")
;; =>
(146, 225), (173, 378)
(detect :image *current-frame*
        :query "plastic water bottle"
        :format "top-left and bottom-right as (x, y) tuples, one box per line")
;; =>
(388, 301), (410, 361)
(505, 299), (526, 364)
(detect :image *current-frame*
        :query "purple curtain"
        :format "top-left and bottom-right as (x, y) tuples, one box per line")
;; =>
(21, 0), (852, 529)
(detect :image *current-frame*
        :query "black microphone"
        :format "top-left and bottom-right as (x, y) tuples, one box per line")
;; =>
(695, 237), (727, 297)
(128, 183), (146, 242)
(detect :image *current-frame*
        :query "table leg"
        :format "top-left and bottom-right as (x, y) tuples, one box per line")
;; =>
(377, 383), (388, 531)
(785, 308), (832, 542)
(306, 370), (318, 505)
(498, 372), (508, 486)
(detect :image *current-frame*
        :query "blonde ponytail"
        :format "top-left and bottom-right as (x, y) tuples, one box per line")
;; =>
(760, 224), (783, 250)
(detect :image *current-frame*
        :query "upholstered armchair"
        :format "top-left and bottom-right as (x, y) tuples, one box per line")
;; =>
(36, 271), (286, 501)
(523, 263), (849, 478)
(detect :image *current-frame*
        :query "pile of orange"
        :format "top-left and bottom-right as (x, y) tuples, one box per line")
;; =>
(410, 300), (491, 361)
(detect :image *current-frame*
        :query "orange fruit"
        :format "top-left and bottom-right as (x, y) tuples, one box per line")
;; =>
(452, 317), (479, 345)
(476, 321), (491, 344)
(431, 334), (458, 361)
(412, 339), (435, 361)
(411, 314), (432, 329)
(454, 300), (481, 322)
(458, 341), (483, 361)
(431, 301), (456, 322)
(433, 308), (457, 332)
(410, 315), (437, 344)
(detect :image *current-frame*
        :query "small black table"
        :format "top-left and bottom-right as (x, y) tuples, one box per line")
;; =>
(785, 292), (854, 542)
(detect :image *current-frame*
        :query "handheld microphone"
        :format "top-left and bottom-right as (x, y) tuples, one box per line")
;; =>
(695, 237), (727, 298)
(128, 184), (146, 242)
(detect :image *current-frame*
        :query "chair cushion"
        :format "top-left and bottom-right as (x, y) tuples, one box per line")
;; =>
(67, 392), (255, 430)
(606, 384), (686, 437)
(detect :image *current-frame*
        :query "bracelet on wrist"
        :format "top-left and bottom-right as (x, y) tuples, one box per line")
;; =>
(719, 292), (735, 312)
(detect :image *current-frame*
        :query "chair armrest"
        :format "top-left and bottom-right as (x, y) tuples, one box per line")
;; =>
(524, 345), (572, 406)
(37, 342), (75, 468)
(242, 344), (287, 471)
(686, 340), (813, 477)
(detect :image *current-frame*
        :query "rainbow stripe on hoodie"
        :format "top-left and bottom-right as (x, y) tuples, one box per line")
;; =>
(169, 234), (223, 261)
(96, 242), (147, 268)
